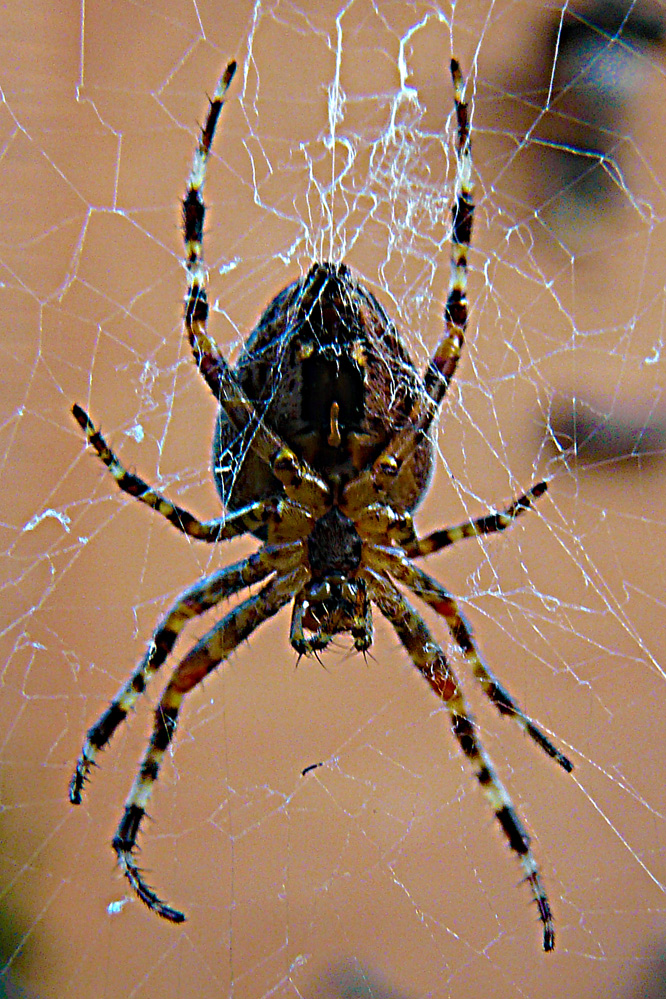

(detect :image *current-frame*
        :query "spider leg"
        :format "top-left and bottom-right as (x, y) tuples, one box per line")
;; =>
(72, 404), (313, 542)
(343, 59), (472, 516)
(112, 565), (308, 922)
(181, 63), (330, 517)
(365, 568), (556, 952)
(421, 58), (472, 415)
(353, 483), (546, 555)
(367, 545), (572, 773)
(405, 482), (547, 558)
(69, 542), (304, 804)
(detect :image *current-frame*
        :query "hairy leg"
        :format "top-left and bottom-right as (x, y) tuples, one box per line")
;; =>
(365, 545), (572, 773)
(181, 63), (330, 516)
(343, 59), (473, 515)
(112, 565), (308, 921)
(366, 568), (557, 951)
(69, 543), (304, 804)
(72, 404), (309, 541)
(406, 482), (547, 558)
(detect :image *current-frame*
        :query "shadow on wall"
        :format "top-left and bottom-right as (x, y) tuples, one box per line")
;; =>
(308, 941), (666, 999)
(498, 0), (666, 468)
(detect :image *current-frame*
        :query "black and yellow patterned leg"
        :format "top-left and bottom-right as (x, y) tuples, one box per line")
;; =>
(69, 543), (304, 805)
(366, 568), (557, 952)
(352, 483), (546, 556)
(367, 546), (572, 773)
(342, 59), (474, 516)
(72, 404), (305, 541)
(181, 64), (330, 517)
(112, 565), (308, 922)
(421, 58), (473, 412)
(405, 482), (547, 558)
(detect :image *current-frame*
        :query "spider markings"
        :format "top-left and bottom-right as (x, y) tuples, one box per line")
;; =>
(69, 58), (573, 949)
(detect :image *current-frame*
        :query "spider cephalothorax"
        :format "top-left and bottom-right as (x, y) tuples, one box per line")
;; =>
(296, 505), (369, 653)
(69, 59), (572, 949)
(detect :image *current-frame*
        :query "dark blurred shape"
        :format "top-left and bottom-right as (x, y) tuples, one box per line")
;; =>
(0, 821), (40, 998)
(499, 0), (666, 224)
(545, 0), (665, 209)
(0, 909), (37, 999)
(555, 0), (665, 51)
(302, 762), (324, 776)
(547, 394), (666, 464)
(309, 962), (416, 999)
(624, 945), (666, 999)
(0, 970), (31, 999)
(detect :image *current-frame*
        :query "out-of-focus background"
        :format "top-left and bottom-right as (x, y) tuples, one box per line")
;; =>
(1, 1), (665, 997)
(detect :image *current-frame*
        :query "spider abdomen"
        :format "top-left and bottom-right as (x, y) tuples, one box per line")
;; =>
(213, 262), (433, 522)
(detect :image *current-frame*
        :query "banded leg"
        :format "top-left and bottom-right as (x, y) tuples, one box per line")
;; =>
(421, 57), (473, 412)
(366, 569), (556, 951)
(69, 543), (304, 804)
(342, 59), (473, 516)
(405, 481), (547, 559)
(72, 404), (305, 542)
(112, 565), (308, 922)
(181, 62), (330, 517)
(354, 482), (547, 555)
(367, 546), (572, 773)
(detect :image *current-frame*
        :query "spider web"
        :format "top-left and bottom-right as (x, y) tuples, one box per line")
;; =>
(1, 1), (665, 997)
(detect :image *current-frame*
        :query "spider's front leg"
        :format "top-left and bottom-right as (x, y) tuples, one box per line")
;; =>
(112, 565), (307, 922)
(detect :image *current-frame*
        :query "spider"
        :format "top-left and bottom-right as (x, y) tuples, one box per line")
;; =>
(69, 58), (573, 949)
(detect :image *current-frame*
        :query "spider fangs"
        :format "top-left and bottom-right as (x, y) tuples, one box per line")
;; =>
(69, 59), (573, 949)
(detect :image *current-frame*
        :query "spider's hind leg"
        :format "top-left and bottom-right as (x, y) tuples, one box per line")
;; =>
(69, 544), (302, 805)
(366, 569), (557, 952)
(370, 547), (572, 774)
(181, 63), (332, 518)
(421, 58), (474, 413)
(342, 59), (473, 516)
(112, 565), (307, 922)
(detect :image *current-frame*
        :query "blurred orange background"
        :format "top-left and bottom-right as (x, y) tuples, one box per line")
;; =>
(1, 2), (665, 998)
